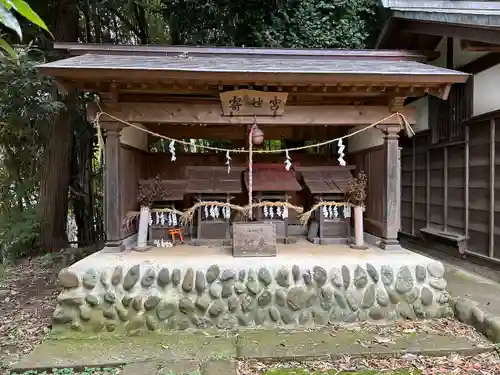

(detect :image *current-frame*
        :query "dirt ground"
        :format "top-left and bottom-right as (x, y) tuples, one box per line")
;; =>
(0, 257), (60, 372)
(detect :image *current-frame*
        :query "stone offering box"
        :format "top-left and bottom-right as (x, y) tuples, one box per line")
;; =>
(232, 222), (277, 257)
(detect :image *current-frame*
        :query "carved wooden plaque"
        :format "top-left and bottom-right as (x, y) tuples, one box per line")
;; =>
(220, 90), (288, 116)
(232, 222), (277, 257)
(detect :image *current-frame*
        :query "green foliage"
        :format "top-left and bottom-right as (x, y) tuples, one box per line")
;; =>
(161, 0), (382, 48)
(0, 48), (63, 259)
(0, 0), (50, 57)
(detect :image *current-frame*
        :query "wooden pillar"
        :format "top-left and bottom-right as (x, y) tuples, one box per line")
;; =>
(103, 124), (124, 248)
(379, 125), (401, 250)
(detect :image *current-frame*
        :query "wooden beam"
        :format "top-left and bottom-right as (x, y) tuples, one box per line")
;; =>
(388, 97), (406, 112)
(460, 53), (500, 74)
(93, 103), (416, 126)
(461, 40), (500, 52)
(145, 123), (347, 141)
(402, 21), (500, 45)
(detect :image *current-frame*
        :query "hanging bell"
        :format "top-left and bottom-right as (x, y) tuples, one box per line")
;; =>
(252, 126), (264, 145)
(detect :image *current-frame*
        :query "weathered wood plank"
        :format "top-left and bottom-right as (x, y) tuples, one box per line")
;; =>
(93, 103), (416, 126)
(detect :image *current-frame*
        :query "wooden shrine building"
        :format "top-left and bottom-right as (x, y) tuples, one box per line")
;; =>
(38, 43), (468, 251)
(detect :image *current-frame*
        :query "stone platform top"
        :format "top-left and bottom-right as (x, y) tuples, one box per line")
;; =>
(69, 240), (438, 273)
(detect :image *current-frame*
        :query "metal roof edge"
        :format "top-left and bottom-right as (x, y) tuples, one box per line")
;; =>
(381, 1), (500, 11)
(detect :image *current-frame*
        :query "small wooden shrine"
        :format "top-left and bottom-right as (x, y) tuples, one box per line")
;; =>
(298, 166), (355, 245)
(245, 164), (302, 243)
(185, 166), (244, 241)
(138, 179), (187, 246)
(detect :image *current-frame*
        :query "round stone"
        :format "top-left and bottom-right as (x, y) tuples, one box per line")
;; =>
(381, 265), (393, 286)
(117, 307), (129, 321)
(303, 269), (312, 285)
(83, 269), (98, 289)
(376, 288), (389, 307)
(275, 266), (290, 287)
(369, 307), (386, 320)
(437, 292), (450, 305)
(269, 307), (280, 322)
(100, 271), (110, 288)
(220, 269), (236, 282)
(195, 270), (206, 293)
(179, 297), (195, 314)
(103, 309), (116, 320)
(240, 294), (255, 312)
(427, 262), (445, 278)
(258, 290), (272, 307)
(182, 268), (194, 292)
(484, 316), (500, 343)
(412, 299), (425, 318)
(341, 265), (350, 289)
(85, 295), (99, 307)
(279, 308), (296, 324)
(430, 278), (447, 291)
(58, 269), (79, 288)
(172, 269), (181, 286)
(292, 265), (300, 282)
(366, 263), (379, 283)
(238, 269), (246, 282)
(209, 283), (222, 299)
(346, 292), (359, 311)
(275, 289), (287, 307)
(405, 287), (420, 304)
(122, 296), (132, 307)
(334, 291), (347, 309)
(228, 295), (240, 312)
(177, 318), (190, 330)
(206, 265), (220, 283)
(386, 288), (400, 304)
(299, 310), (310, 324)
(313, 266), (327, 287)
(362, 284), (376, 308)
(246, 279), (261, 295)
(330, 267), (343, 288)
(217, 313), (237, 330)
(157, 268), (170, 287)
(305, 290), (318, 308)
(415, 265), (426, 282)
(58, 295), (84, 306)
(320, 285), (334, 301)
(79, 305), (92, 321)
(208, 300), (226, 317)
(353, 266), (368, 289)
(287, 287), (306, 311)
(255, 309), (266, 325)
(144, 296), (161, 310)
(123, 265), (141, 291)
(141, 268), (156, 288)
(395, 266), (414, 294)
(234, 282), (246, 294)
(222, 283), (233, 298)
(146, 315), (159, 331)
(111, 266), (123, 285)
(195, 294), (211, 312)
(237, 313), (252, 326)
(157, 302), (176, 320)
(106, 323), (116, 332)
(104, 292), (116, 304)
(53, 309), (73, 324)
(258, 268), (273, 285)
(343, 311), (358, 323)
(421, 286), (434, 306)
(312, 309), (329, 325)
(132, 296), (143, 311)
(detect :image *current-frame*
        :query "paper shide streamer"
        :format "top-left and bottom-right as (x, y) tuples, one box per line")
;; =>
(284, 150), (292, 171)
(337, 139), (346, 166)
(169, 140), (176, 161)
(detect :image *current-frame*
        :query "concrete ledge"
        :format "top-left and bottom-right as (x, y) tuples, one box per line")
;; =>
(52, 246), (452, 334)
(452, 297), (500, 343)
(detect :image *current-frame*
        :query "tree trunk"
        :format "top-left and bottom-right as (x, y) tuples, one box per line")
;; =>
(37, 92), (76, 252)
(36, 0), (78, 252)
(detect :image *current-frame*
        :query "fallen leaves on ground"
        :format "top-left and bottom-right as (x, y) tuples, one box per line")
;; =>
(238, 352), (500, 375)
(0, 257), (60, 372)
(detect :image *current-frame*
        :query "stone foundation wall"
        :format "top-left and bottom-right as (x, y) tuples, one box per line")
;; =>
(54, 262), (452, 335)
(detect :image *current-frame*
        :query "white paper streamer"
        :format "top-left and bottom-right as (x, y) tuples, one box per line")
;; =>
(155, 212), (160, 225)
(225, 151), (231, 174)
(283, 206), (289, 219)
(323, 206), (329, 218)
(277, 206), (282, 218)
(149, 213), (153, 226)
(269, 206), (274, 219)
(204, 205), (209, 219)
(172, 213), (178, 226)
(344, 203), (351, 218)
(284, 149), (292, 171)
(210, 205), (215, 218)
(160, 212), (165, 226)
(167, 213), (173, 226)
(333, 206), (338, 218)
(263, 206), (268, 218)
(337, 139), (346, 166)
(169, 140), (176, 161)
(215, 206), (220, 218)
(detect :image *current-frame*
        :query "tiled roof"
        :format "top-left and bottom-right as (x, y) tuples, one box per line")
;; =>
(39, 53), (467, 77)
